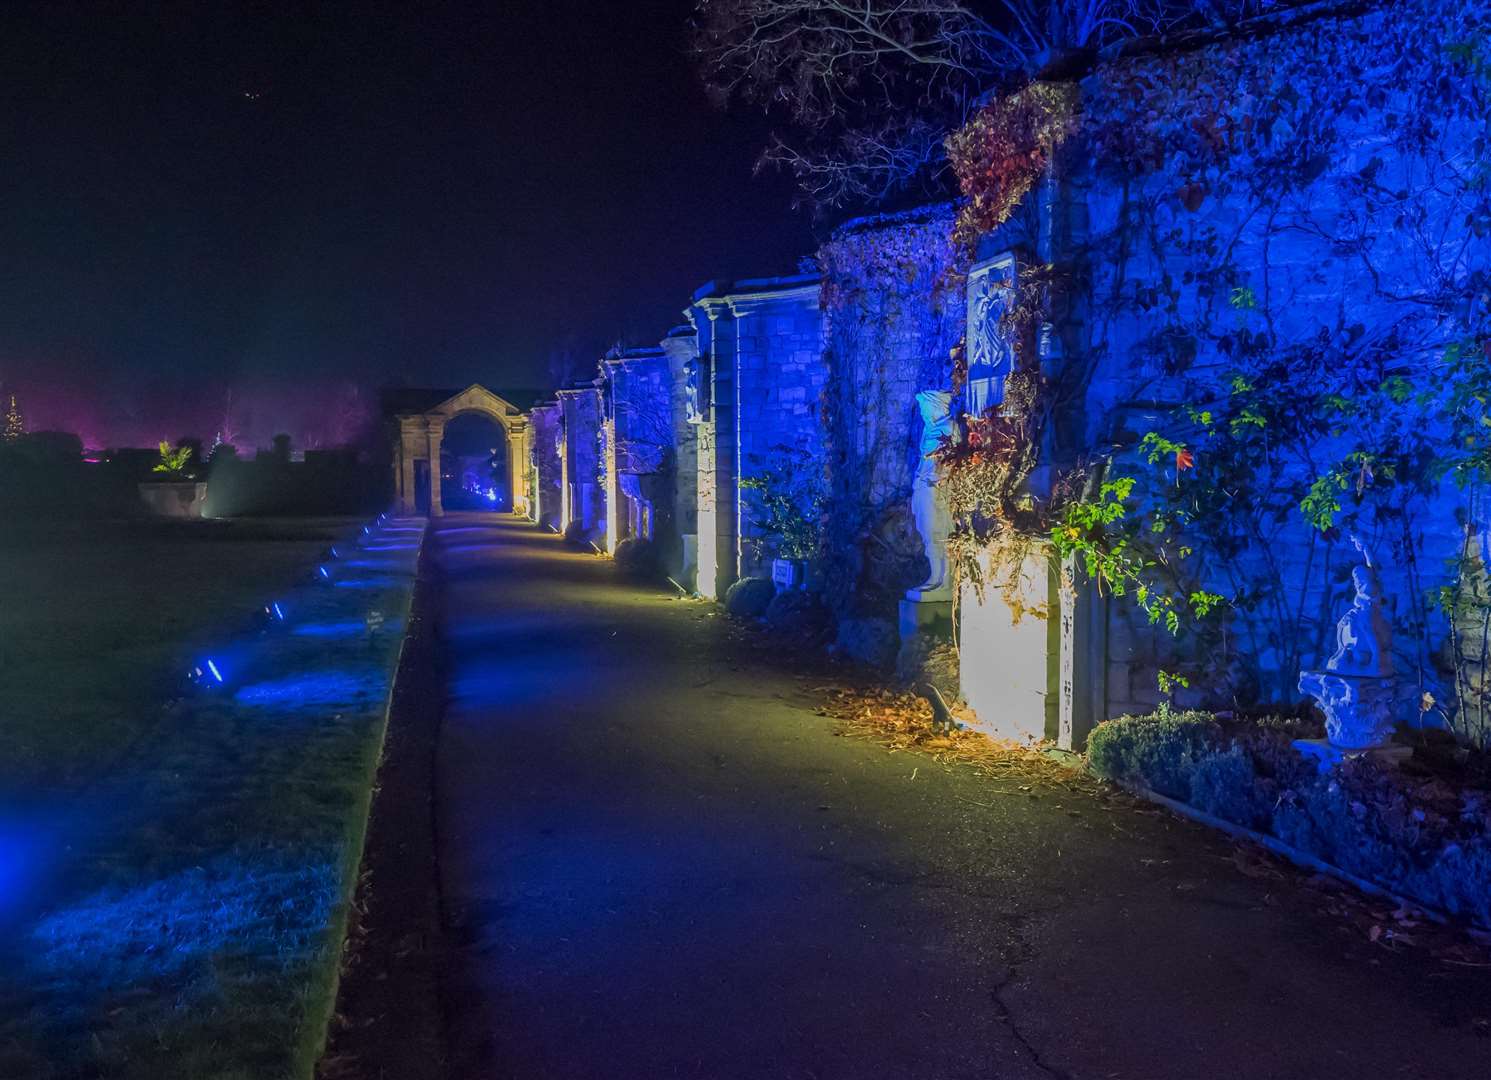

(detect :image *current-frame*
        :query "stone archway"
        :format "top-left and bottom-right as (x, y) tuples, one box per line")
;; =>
(393, 384), (532, 517)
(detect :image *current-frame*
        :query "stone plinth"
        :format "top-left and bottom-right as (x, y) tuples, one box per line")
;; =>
(1294, 671), (1400, 773)
(139, 481), (208, 519)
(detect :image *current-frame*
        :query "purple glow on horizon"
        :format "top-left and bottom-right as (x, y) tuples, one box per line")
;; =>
(0, 369), (379, 452)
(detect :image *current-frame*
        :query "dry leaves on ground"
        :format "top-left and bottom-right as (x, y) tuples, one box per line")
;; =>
(810, 682), (1106, 801)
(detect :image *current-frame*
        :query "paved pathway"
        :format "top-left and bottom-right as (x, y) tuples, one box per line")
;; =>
(434, 514), (1491, 1080)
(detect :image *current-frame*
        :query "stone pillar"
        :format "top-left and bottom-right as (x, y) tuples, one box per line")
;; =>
(507, 420), (530, 516)
(558, 413), (572, 532)
(959, 547), (1059, 743)
(602, 419), (622, 554)
(392, 437), (405, 513)
(694, 300), (738, 601)
(397, 420), (419, 515)
(662, 329), (701, 589)
(427, 420), (444, 518)
(1057, 555), (1105, 751)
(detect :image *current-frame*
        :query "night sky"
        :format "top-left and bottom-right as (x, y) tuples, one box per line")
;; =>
(0, 1), (814, 447)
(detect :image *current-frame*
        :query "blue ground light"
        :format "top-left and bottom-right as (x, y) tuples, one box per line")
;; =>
(233, 669), (379, 709)
(291, 618), (403, 639)
(333, 576), (401, 589)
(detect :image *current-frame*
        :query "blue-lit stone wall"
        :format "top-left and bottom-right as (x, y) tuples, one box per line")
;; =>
(729, 278), (828, 577)
(660, 326), (700, 585)
(1064, 0), (1491, 716)
(529, 403), (562, 530)
(819, 207), (964, 655)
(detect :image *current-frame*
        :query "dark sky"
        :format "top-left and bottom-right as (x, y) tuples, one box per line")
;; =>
(0, 0), (815, 445)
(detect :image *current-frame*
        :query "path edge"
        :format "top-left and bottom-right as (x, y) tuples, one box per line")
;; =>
(313, 519), (451, 1080)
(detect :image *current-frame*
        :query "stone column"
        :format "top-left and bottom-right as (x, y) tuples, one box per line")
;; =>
(427, 419), (444, 518)
(1057, 555), (1105, 751)
(602, 419), (622, 553)
(397, 420), (419, 515)
(959, 547), (1060, 743)
(507, 420), (530, 516)
(694, 300), (738, 601)
(558, 412), (572, 532)
(392, 436), (405, 513)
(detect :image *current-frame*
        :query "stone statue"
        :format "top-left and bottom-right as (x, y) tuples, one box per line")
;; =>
(1324, 540), (1394, 678)
(684, 358), (706, 425)
(1296, 534), (1399, 770)
(906, 389), (955, 602)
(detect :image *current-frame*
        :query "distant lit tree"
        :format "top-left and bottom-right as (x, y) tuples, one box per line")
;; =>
(3, 393), (23, 442)
(152, 440), (194, 478)
(693, 0), (1288, 207)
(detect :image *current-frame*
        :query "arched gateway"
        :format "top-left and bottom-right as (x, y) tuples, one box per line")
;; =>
(391, 384), (533, 517)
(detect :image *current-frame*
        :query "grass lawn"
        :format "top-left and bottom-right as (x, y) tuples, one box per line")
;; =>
(0, 515), (421, 1079)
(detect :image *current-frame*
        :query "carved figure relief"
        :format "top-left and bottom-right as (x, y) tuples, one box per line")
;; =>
(966, 256), (1017, 419)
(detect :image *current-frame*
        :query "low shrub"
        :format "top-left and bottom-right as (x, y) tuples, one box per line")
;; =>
(613, 536), (658, 579)
(763, 589), (831, 642)
(1086, 705), (1221, 800)
(1188, 745), (1274, 830)
(724, 576), (775, 618)
(1088, 708), (1491, 925)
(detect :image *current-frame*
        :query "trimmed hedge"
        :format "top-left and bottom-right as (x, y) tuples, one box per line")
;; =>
(1088, 706), (1491, 926)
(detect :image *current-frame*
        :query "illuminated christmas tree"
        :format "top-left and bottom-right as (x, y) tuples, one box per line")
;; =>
(2, 394), (22, 442)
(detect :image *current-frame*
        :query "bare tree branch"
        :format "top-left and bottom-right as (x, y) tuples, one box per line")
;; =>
(693, 0), (1300, 208)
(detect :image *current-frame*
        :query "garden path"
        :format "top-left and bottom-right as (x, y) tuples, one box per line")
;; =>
(435, 513), (1491, 1080)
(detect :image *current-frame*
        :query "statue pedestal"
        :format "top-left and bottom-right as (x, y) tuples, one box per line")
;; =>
(1296, 670), (1399, 773)
(899, 596), (952, 641)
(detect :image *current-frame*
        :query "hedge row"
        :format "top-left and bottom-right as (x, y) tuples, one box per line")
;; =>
(1087, 706), (1491, 926)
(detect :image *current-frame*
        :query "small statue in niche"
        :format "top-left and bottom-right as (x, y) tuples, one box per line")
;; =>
(1296, 534), (1400, 770)
(906, 389), (955, 603)
(684, 358), (707, 425)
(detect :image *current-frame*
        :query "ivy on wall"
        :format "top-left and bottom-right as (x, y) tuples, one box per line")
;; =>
(817, 208), (965, 619)
(935, 0), (1491, 730)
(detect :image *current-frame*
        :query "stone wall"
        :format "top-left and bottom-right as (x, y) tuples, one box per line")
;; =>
(727, 277), (826, 578)
(660, 326), (700, 587)
(1062, 0), (1489, 720)
(602, 346), (674, 555)
(818, 207), (965, 655)
(528, 402), (562, 530)
(689, 276), (828, 597)
(556, 387), (603, 538)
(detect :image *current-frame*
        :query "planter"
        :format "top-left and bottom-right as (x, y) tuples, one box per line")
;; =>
(138, 480), (208, 519)
(771, 557), (809, 593)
